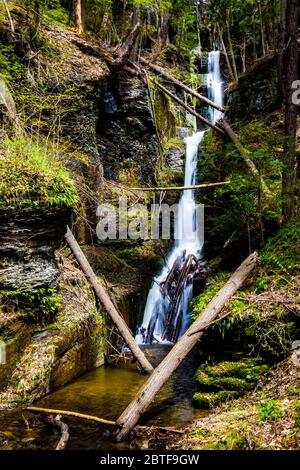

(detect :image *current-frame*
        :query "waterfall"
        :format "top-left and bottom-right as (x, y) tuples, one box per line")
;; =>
(207, 51), (224, 124)
(136, 51), (224, 345)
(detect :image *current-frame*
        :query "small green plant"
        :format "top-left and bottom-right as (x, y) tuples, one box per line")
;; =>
(258, 399), (284, 425)
(294, 400), (300, 428)
(256, 279), (266, 293)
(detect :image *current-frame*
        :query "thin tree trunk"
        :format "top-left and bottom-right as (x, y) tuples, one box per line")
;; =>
(252, 21), (258, 61)
(2, 0), (15, 34)
(217, 23), (235, 82)
(195, 0), (202, 53)
(153, 80), (225, 135)
(226, 15), (238, 81)
(140, 58), (225, 112)
(242, 35), (246, 73)
(278, 0), (287, 102)
(74, 0), (83, 33)
(65, 227), (153, 374)
(130, 182), (231, 191)
(115, 253), (258, 441)
(258, 0), (266, 56)
(282, 0), (298, 222)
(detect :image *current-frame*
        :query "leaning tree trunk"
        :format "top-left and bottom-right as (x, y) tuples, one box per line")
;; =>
(226, 16), (238, 81)
(140, 57), (225, 113)
(217, 23), (235, 82)
(2, 0), (15, 34)
(153, 80), (225, 135)
(65, 227), (153, 374)
(282, 0), (298, 223)
(115, 253), (258, 441)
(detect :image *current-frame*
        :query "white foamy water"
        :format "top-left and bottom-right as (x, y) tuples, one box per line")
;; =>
(136, 51), (224, 344)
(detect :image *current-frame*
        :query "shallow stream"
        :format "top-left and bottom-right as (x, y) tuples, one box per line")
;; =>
(0, 345), (207, 450)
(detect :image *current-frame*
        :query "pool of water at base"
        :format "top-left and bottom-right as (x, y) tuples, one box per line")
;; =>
(0, 345), (208, 450)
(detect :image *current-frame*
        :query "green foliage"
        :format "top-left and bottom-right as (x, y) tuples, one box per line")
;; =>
(0, 44), (24, 84)
(0, 288), (62, 322)
(258, 399), (284, 425)
(192, 273), (229, 319)
(294, 400), (300, 428)
(198, 119), (284, 260)
(260, 219), (300, 273)
(0, 137), (78, 209)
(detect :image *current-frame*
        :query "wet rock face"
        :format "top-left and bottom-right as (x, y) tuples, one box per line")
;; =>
(97, 73), (159, 184)
(226, 56), (278, 122)
(0, 207), (70, 290)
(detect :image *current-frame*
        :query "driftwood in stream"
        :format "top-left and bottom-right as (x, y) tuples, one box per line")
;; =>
(140, 57), (225, 113)
(53, 415), (69, 450)
(219, 120), (272, 198)
(65, 227), (153, 374)
(115, 252), (258, 441)
(162, 255), (207, 343)
(153, 80), (225, 135)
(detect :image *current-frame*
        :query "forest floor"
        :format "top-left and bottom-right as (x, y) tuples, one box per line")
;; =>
(169, 357), (299, 450)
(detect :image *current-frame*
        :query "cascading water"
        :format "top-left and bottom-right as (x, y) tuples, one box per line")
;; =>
(136, 51), (224, 345)
(207, 51), (224, 125)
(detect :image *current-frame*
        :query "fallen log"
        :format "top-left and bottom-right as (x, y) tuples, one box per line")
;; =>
(153, 80), (225, 135)
(65, 227), (153, 374)
(26, 406), (183, 435)
(219, 120), (272, 198)
(27, 406), (116, 426)
(54, 415), (69, 451)
(140, 57), (225, 113)
(115, 252), (258, 441)
(130, 181), (231, 191)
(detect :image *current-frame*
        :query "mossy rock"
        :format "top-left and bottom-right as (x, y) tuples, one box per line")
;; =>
(194, 359), (269, 408)
(202, 359), (269, 381)
(193, 390), (240, 408)
(195, 373), (255, 393)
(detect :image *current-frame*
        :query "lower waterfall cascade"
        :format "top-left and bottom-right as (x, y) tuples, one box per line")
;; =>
(136, 51), (224, 344)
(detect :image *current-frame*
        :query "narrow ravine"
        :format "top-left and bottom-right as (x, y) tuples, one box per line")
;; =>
(136, 51), (224, 345)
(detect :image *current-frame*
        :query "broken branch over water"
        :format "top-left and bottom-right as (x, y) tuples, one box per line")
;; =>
(115, 252), (258, 441)
(65, 227), (153, 374)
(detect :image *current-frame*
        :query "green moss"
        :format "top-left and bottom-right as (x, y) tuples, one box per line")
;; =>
(191, 273), (229, 320)
(195, 373), (254, 393)
(204, 359), (269, 380)
(194, 359), (269, 408)
(0, 137), (78, 209)
(193, 390), (239, 408)
(0, 288), (62, 323)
